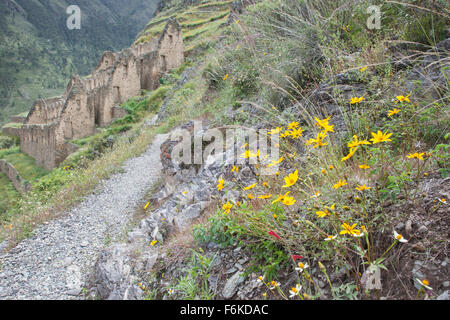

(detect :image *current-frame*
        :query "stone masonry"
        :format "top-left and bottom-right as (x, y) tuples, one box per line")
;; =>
(5, 19), (184, 170)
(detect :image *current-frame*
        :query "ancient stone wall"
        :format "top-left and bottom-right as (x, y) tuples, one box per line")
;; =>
(0, 160), (33, 194)
(157, 19), (185, 74)
(12, 19), (184, 170)
(25, 97), (66, 125)
(19, 124), (57, 170)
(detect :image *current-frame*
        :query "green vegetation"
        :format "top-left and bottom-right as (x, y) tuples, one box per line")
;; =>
(135, 0), (231, 55)
(167, 0), (448, 300)
(0, 0), (159, 126)
(173, 249), (216, 300)
(0, 0), (448, 300)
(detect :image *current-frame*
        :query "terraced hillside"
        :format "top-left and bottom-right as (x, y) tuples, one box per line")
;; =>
(136, 0), (233, 55)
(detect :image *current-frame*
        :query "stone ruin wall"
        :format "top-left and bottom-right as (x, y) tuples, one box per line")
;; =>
(25, 97), (66, 125)
(12, 19), (184, 170)
(19, 124), (57, 170)
(0, 160), (33, 194)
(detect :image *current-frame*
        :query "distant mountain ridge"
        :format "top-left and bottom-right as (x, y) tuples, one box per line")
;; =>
(0, 0), (162, 125)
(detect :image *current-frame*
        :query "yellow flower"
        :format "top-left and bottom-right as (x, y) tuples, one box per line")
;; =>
(314, 116), (334, 133)
(333, 179), (348, 189)
(242, 149), (259, 158)
(306, 132), (328, 148)
(407, 152), (425, 160)
(340, 223), (361, 237)
(272, 191), (291, 204)
(350, 96), (365, 104)
(388, 108), (401, 117)
(359, 164), (370, 169)
(282, 195), (296, 206)
(355, 184), (371, 191)
(316, 209), (330, 218)
(288, 121), (299, 130)
(217, 176), (225, 191)
(267, 157), (284, 168)
(282, 170), (299, 188)
(341, 147), (358, 162)
(150, 240), (158, 246)
(370, 131), (393, 144)
(144, 202), (150, 210)
(244, 183), (257, 190)
(290, 127), (304, 139)
(258, 194), (272, 199)
(248, 194), (255, 200)
(396, 95), (410, 103)
(273, 214), (277, 219)
(328, 165), (334, 170)
(360, 66), (367, 72)
(223, 74), (229, 80)
(321, 168), (327, 174)
(222, 201), (233, 214)
(236, 201), (241, 207)
(347, 135), (370, 149)
(231, 166), (239, 173)
(268, 127), (283, 135)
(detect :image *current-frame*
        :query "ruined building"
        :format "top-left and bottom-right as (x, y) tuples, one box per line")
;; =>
(6, 19), (184, 170)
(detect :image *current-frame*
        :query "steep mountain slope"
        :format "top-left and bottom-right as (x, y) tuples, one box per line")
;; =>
(0, 0), (161, 125)
(0, 0), (448, 302)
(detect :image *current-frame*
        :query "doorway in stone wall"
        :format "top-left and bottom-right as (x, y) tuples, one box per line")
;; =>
(113, 86), (121, 104)
(161, 55), (167, 73)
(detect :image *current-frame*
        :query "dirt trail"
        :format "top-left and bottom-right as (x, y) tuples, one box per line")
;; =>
(0, 134), (168, 300)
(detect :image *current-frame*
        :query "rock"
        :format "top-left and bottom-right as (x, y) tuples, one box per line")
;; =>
(442, 281), (449, 288)
(437, 291), (449, 300)
(417, 225), (428, 234)
(144, 115), (159, 128)
(395, 222), (405, 231)
(173, 203), (202, 230)
(412, 261), (429, 290)
(226, 267), (237, 274)
(67, 288), (81, 296)
(0, 240), (9, 256)
(412, 242), (426, 252)
(208, 275), (219, 294)
(405, 219), (413, 234)
(95, 244), (132, 300)
(222, 272), (245, 299)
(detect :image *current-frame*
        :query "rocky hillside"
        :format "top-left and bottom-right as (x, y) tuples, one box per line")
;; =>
(0, 0), (161, 125)
(0, 0), (449, 301)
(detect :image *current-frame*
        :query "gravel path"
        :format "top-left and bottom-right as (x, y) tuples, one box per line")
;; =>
(0, 134), (168, 300)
